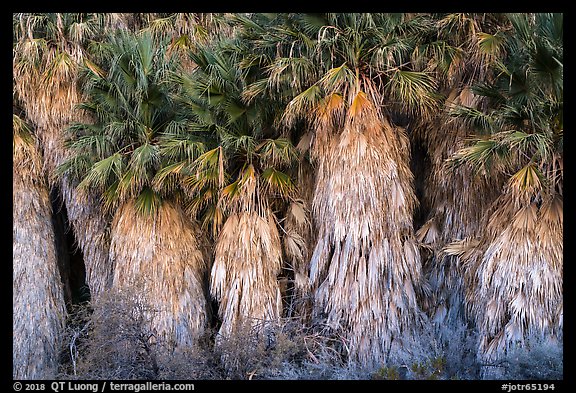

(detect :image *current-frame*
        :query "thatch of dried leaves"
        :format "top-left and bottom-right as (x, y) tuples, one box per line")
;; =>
(309, 82), (428, 367)
(211, 167), (283, 338)
(110, 200), (209, 347)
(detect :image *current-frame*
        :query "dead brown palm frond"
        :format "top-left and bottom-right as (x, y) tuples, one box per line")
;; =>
(110, 200), (209, 348)
(211, 210), (283, 338)
(13, 125), (66, 379)
(441, 238), (480, 260)
(415, 87), (505, 326)
(307, 80), (427, 366)
(460, 188), (563, 363)
(210, 163), (284, 337)
(282, 159), (316, 319)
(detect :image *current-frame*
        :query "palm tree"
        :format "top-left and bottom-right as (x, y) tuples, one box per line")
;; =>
(13, 13), (113, 300)
(13, 113), (66, 379)
(233, 13), (442, 366)
(412, 13), (509, 327)
(282, 159), (315, 318)
(446, 13), (563, 372)
(58, 30), (209, 347)
(169, 36), (298, 339)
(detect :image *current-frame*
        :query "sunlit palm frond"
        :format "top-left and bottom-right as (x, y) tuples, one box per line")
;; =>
(281, 84), (322, 128)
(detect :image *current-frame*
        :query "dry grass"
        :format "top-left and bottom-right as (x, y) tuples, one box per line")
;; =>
(59, 289), (165, 379)
(58, 292), (363, 380)
(110, 199), (209, 348)
(13, 122), (67, 379)
(58, 292), (501, 380)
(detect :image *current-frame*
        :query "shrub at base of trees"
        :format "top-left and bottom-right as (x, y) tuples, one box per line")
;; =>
(57, 288), (562, 380)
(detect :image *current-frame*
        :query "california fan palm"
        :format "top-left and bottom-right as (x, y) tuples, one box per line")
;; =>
(447, 13), (563, 370)
(58, 30), (209, 347)
(172, 38), (297, 339)
(235, 13), (439, 366)
(13, 13), (114, 299)
(413, 13), (508, 326)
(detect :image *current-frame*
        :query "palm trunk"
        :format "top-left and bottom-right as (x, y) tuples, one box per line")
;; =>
(59, 178), (113, 299)
(13, 132), (66, 379)
(14, 60), (113, 301)
(110, 200), (208, 347)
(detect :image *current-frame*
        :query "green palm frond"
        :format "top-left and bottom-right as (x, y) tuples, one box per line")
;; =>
(318, 63), (355, 94)
(416, 40), (465, 77)
(142, 15), (175, 37)
(242, 78), (269, 104)
(388, 69), (438, 113)
(266, 56), (316, 92)
(447, 138), (509, 174)
(68, 134), (113, 159)
(261, 167), (294, 198)
(77, 152), (124, 192)
(116, 143), (160, 198)
(477, 32), (505, 59)
(158, 134), (206, 162)
(299, 13), (328, 36)
(221, 100), (246, 125)
(133, 186), (162, 216)
(152, 160), (189, 195)
(60, 29), (191, 211)
(281, 84), (322, 127)
(470, 81), (506, 105)
(220, 178), (242, 201)
(128, 143), (160, 174)
(448, 104), (495, 133)
(219, 131), (257, 156)
(192, 146), (226, 189)
(257, 138), (298, 167)
(502, 130), (552, 161)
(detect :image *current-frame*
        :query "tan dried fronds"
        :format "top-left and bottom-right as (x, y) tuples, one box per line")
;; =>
(211, 210), (283, 338)
(110, 200), (209, 347)
(461, 190), (563, 362)
(13, 115), (43, 179)
(13, 133), (66, 379)
(13, 40), (82, 175)
(415, 87), (505, 326)
(283, 159), (316, 319)
(211, 159), (285, 338)
(309, 84), (427, 366)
